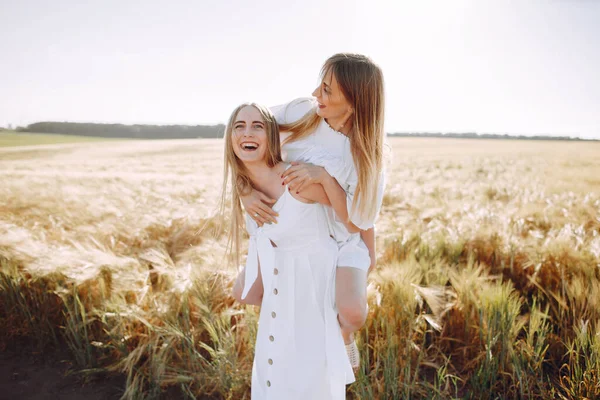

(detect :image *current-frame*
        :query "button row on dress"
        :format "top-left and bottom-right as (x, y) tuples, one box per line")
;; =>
(267, 267), (278, 389)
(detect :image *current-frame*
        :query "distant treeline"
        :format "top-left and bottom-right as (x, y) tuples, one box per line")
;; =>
(388, 132), (593, 141)
(18, 122), (226, 139)
(11, 122), (595, 141)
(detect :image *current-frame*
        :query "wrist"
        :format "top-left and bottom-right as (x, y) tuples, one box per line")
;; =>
(320, 170), (335, 185)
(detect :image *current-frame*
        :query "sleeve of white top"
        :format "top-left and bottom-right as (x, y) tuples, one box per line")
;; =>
(270, 97), (315, 125)
(346, 168), (387, 230)
(300, 146), (348, 187)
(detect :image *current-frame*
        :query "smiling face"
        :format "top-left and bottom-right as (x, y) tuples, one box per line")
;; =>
(312, 69), (353, 121)
(231, 105), (270, 165)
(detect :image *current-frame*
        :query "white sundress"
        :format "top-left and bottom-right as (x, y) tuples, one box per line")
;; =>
(241, 179), (355, 399)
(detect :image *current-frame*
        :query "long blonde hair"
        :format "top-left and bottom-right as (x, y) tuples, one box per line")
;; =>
(218, 103), (282, 266)
(280, 53), (385, 223)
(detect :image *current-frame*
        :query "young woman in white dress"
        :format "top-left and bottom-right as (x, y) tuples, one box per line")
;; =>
(222, 103), (355, 399)
(241, 53), (386, 368)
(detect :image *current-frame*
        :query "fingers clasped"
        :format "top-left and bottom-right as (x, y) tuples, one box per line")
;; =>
(281, 162), (324, 193)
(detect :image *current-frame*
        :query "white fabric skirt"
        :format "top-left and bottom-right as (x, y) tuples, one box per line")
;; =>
(250, 238), (354, 399)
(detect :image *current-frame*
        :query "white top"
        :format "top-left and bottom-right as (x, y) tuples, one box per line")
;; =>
(242, 176), (354, 399)
(271, 98), (386, 268)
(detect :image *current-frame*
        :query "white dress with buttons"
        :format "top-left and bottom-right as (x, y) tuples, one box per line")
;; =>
(241, 173), (355, 399)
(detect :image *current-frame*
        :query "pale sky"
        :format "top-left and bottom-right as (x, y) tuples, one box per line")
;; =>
(1, 0), (599, 138)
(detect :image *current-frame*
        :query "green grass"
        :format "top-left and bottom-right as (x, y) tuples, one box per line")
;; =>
(0, 131), (125, 147)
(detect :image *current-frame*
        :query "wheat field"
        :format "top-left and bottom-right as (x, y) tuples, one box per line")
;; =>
(1, 137), (599, 399)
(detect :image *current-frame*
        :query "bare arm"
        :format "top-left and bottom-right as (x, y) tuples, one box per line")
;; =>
(321, 174), (360, 233)
(360, 227), (376, 273)
(295, 183), (331, 206)
(232, 264), (264, 306)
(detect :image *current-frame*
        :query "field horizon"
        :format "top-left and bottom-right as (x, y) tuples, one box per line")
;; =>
(3, 128), (598, 145)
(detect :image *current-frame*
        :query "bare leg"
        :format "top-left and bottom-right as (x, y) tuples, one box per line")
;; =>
(336, 266), (368, 344)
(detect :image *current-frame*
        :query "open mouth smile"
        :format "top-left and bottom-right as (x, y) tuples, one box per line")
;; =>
(240, 142), (259, 151)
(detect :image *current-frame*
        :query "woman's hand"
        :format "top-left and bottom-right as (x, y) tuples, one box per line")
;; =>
(281, 162), (329, 193)
(241, 189), (279, 226)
